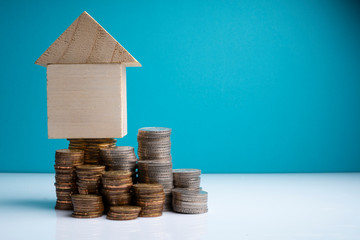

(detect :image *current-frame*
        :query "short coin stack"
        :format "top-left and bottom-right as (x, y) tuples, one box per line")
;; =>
(107, 205), (141, 220)
(172, 189), (208, 214)
(54, 149), (84, 210)
(173, 169), (201, 191)
(71, 194), (104, 218)
(100, 146), (138, 183)
(76, 165), (106, 194)
(132, 183), (165, 217)
(68, 138), (117, 164)
(102, 171), (133, 207)
(137, 127), (173, 211)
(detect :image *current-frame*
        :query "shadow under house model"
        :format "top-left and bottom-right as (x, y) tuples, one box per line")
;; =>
(35, 11), (141, 139)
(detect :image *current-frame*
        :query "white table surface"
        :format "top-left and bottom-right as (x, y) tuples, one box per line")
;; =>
(0, 173), (359, 240)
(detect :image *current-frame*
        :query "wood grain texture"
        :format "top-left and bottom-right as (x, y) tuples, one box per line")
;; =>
(47, 64), (127, 139)
(35, 12), (141, 67)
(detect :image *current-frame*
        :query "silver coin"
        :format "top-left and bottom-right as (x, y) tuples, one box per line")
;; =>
(173, 200), (207, 207)
(173, 169), (201, 175)
(138, 127), (172, 138)
(172, 206), (208, 214)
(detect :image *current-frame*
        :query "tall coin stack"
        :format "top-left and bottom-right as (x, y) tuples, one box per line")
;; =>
(173, 169), (201, 191)
(68, 138), (117, 164)
(101, 171), (133, 208)
(76, 165), (106, 194)
(172, 189), (208, 214)
(132, 183), (165, 217)
(54, 149), (84, 210)
(100, 146), (138, 183)
(137, 127), (173, 211)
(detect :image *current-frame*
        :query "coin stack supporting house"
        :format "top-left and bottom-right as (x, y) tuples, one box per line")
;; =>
(101, 171), (133, 209)
(132, 183), (166, 217)
(172, 189), (208, 214)
(68, 138), (117, 164)
(71, 194), (104, 218)
(100, 146), (138, 183)
(107, 205), (142, 221)
(137, 127), (173, 211)
(53, 127), (209, 218)
(54, 149), (84, 210)
(76, 165), (106, 194)
(173, 169), (201, 191)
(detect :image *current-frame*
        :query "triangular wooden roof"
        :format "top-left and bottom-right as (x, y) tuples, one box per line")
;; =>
(35, 11), (141, 67)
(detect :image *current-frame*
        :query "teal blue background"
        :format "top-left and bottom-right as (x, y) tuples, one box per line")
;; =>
(0, 0), (360, 173)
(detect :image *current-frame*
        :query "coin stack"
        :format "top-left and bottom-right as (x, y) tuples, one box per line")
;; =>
(54, 149), (84, 210)
(76, 165), (106, 194)
(71, 194), (104, 218)
(173, 169), (201, 191)
(68, 138), (117, 164)
(100, 146), (138, 183)
(102, 171), (133, 207)
(172, 189), (208, 214)
(132, 183), (165, 217)
(137, 127), (173, 211)
(106, 205), (141, 221)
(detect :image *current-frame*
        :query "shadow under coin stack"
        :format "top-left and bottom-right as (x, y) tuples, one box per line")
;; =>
(101, 171), (133, 208)
(107, 205), (142, 221)
(76, 165), (105, 194)
(132, 183), (165, 217)
(173, 169), (201, 191)
(71, 194), (104, 218)
(172, 189), (208, 214)
(137, 127), (173, 211)
(68, 138), (117, 164)
(100, 147), (138, 183)
(54, 149), (84, 210)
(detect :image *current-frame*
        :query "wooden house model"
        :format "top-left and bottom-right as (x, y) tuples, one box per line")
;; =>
(35, 11), (140, 139)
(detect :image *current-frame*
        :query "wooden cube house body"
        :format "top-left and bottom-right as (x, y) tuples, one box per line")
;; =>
(47, 64), (127, 139)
